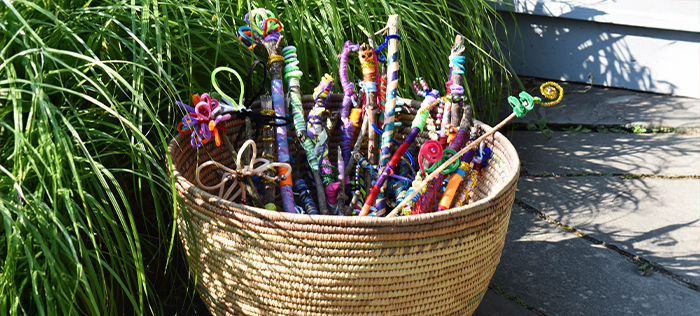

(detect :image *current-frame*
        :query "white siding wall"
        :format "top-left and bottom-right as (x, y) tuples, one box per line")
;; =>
(495, 1), (700, 98)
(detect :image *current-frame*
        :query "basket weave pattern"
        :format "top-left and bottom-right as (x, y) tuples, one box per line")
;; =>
(168, 94), (520, 316)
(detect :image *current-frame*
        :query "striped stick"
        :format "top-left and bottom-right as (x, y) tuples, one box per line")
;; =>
(282, 46), (330, 215)
(376, 15), (400, 215)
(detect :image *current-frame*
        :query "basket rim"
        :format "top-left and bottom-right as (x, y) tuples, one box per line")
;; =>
(168, 119), (520, 227)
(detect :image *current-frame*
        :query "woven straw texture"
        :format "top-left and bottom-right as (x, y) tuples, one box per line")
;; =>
(168, 94), (520, 316)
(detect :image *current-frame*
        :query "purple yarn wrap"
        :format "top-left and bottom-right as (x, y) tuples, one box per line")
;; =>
(265, 32), (281, 42)
(338, 41), (359, 167)
(273, 78), (295, 214)
(450, 84), (464, 95)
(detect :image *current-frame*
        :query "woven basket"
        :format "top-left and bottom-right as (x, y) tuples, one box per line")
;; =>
(168, 93), (520, 316)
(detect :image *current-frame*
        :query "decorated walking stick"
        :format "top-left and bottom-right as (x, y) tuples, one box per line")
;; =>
(358, 37), (380, 195)
(282, 45), (330, 215)
(245, 8), (296, 214)
(338, 41), (360, 167)
(386, 81), (564, 217)
(447, 35), (470, 144)
(310, 74), (341, 213)
(260, 94), (279, 210)
(372, 15), (401, 215)
(341, 116), (369, 215)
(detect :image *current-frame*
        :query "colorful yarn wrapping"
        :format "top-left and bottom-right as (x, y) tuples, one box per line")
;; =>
(310, 74), (340, 209)
(376, 31), (401, 215)
(437, 161), (469, 211)
(176, 93), (230, 148)
(283, 47), (319, 170)
(338, 41), (360, 167)
(293, 179), (319, 215)
(449, 55), (466, 75)
(284, 46), (330, 215)
(377, 76), (387, 110)
(271, 76), (295, 214)
(243, 9), (294, 214)
(413, 39), (470, 214)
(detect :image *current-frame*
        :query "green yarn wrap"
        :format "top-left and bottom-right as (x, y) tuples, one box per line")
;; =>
(411, 108), (431, 132)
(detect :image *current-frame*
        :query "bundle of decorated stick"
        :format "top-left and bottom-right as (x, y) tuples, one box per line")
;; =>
(179, 11), (564, 217)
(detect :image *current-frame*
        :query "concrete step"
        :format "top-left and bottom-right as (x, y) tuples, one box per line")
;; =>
(516, 177), (700, 284)
(508, 131), (700, 176)
(490, 204), (700, 316)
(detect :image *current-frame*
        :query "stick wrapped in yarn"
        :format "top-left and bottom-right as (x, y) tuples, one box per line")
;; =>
(310, 74), (341, 213)
(283, 46), (330, 215)
(338, 41), (360, 167)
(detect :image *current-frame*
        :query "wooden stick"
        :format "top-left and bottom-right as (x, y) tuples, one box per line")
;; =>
(449, 35), (467, 132)
(376, 16), (399, 216)
(358, 37), (379, 166)
(255, 32), (296, 213)
(283, 46), (330, 215)
(387, 112), (517, 217)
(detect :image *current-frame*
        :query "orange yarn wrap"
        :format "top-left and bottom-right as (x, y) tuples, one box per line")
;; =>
(438, 161), (470, 211)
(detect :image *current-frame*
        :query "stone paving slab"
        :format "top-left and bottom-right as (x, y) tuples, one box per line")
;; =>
(516, 177), (700, 284)
(498, 79), (700, 130)
(490, 204), (700, 316)
(473, 290), (536, 316)
(509, 131), (700, 176)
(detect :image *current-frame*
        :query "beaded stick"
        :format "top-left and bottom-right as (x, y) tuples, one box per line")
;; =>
(259, 94), (278, 210)
(282, 46), (330, 215)
(376, 15), (400, 215)
(387, 82), (563, 217)
(247, 9), (296, 214)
